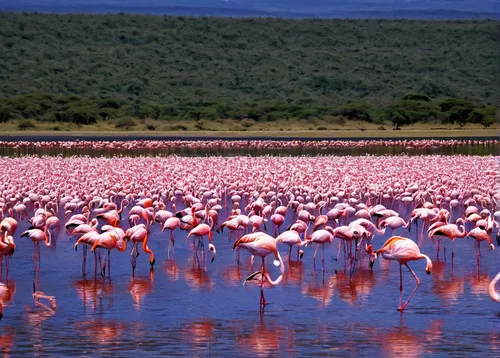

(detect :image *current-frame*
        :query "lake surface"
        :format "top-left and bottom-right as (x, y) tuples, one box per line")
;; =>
(0, 144), (498, 356)
(1, 204), (499, 356)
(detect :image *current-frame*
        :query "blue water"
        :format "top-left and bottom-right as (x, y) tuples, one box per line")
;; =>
(0, 0), (498, 19)
(1, 204), (499, 356)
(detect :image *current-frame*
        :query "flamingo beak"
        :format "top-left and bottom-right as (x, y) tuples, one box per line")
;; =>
(299, 250), (304, 259)
(150, 258), (155, 267)
(426, 269), (431, 275)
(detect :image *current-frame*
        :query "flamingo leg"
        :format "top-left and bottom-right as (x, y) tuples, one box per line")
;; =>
(399, 264), (403, 308)
(108, 249), (111, 280)
(83, 244), (88, 276)
(37, 242), (41, 273)
(289, 246), (292, 264)
(313, 244), (320, 272)
(321, 244), (325, 273)
(476, 241), (480, 266)
(94, 250), (97, 279)
(398, 263), (421, 311)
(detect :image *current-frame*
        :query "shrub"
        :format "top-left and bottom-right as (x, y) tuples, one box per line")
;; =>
(66, 105), (99, 124)
(114, 117), (136, 129)
(17, 120), (36, 130)
(338, 103), (375, 122)
(388, 99), (440, 128)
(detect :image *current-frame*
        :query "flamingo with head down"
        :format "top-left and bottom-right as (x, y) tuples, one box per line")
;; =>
(366, 236), (432, 311)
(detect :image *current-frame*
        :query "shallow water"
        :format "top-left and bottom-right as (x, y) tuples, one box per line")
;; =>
(1, 206), (499, 356)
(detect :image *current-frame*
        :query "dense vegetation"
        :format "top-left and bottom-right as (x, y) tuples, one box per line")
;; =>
(0, 13), (497, 129)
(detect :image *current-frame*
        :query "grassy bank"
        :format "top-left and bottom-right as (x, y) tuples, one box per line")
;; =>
(1, 121), (497, 139)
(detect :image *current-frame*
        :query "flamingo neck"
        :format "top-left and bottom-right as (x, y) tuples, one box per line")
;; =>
(419, 253), (432, 273)
(489, 273), (500, 302)
(263, 271), (283, 286)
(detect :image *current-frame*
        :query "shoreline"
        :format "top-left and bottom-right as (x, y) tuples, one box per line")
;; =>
(0, 129), (497, 141)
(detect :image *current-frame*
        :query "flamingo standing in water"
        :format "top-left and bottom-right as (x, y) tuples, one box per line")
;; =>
(162, 217), (181, 257)
(366, 236), (432, 311)
(0, 225), (15, 279)
(90, 229), (127, 279)
(233, 232), (284, 307)
(428, 218), (466, 262)
(275, 230), (304, 262)
(304, 226), (334, 273)
(489, 273), (500, 302)
(21, 228), (51, 273)
(466, 228), (494, 266)
(124, 224), (155, 276)
(186, 219), (216, 263)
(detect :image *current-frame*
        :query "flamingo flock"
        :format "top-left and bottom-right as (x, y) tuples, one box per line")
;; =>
(0, 138), (496, 157)
(0, 153), (498, 317)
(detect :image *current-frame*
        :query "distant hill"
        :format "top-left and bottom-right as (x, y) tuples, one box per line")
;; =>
(0, 13), (496, 129)
(0, 0), (499, 19)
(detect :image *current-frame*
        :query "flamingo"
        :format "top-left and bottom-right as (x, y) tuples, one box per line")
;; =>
(21, 228), (51, 273)
(0, 229), (15, 280)
(312, 215), (328, 232)
(275, 230), (304, 262)
(186, 219), (216, 263)
(304, 226), (334, 272)
(74, 229), (102, 276)
(233, 232), (284, 307)
(162, 217), (181, 257)
(90, 229), (127, 279)
(428, 218), (466, 261)
(124, 224), (155, 275)
(489, 273), (500, 302)
(366, 236), (432, 311)
(466, 228), (494, 266)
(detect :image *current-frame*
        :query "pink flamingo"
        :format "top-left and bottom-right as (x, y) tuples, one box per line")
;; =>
(428, 218), (466, 262)
(366, 236), (432, 311)
(162, 217), (181, 257)
(90, 229), (127, 279)
(124, 224), (155, 275)
(275, 230), (305, 262)
(304, 226), (334, 273)
(186, 219), (216, 263)
(21, 228), (51, 273)
(466, 228), (494, 266)
(233, 232), (284, 307)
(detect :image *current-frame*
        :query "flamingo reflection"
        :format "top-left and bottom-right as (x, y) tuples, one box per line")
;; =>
(184, 263), (213, 291)
(381, 320), (443, 358)
(431, 261), (465, 306)
(129, 269), (154, 310)
(283, 261), (304, 286)
(181, 318), (216, 346)
(73, 278), (114, 311)
(75, 319), (127, 345)
(331, 270), (378, 305)
(0, 327), (14, 356)
(162, 258), (181, 281)
(236, 317), (293, 357)
(301, 274), (334, 308)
